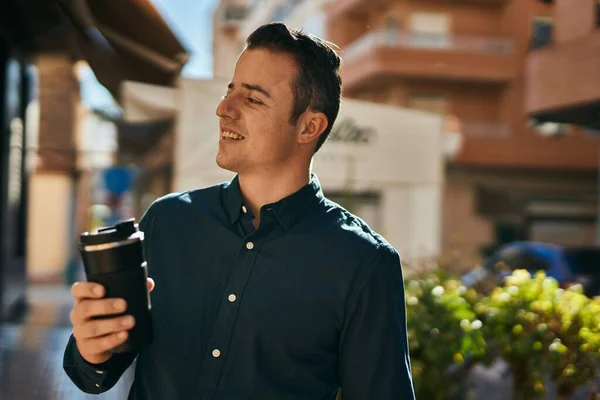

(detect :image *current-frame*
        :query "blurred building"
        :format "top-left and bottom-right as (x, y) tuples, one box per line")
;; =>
(213, 0), (248, 79)
(118, 82), (177, 215)
(0, 0), (188, 319)
(214, 0), (600, 263)
(526, 0), (600, 132)
(213, 0), (326, 77)
(0, 28), (32, 320)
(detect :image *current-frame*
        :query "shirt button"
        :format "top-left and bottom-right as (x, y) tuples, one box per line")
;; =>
(228, 294), (237, 303)
(246, 241), (254, 250)
(212, 349), (221, 358)
(242, 205), (247, 213)
(95, 370), (104, 375)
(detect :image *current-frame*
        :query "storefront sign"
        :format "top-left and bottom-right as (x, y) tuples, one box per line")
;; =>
(329, 118), (376, 144)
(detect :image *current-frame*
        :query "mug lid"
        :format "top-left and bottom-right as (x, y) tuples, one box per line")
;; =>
(80, 218), (139, 246)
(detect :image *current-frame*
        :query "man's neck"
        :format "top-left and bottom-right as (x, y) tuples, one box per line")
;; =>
(238, 168), (311, 227)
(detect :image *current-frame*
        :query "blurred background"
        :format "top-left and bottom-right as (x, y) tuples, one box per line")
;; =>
(0, 0), (599, 399)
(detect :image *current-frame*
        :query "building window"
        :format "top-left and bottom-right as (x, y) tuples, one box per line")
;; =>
(408, 94), (448, 115)
(531, 16), (553, 49)
(526, 199), (597, 246)
(409, 12), (451, 48)
(223, 5), (247, 21)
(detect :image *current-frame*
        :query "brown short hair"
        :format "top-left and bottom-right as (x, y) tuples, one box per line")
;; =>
(245, 22), (342, 153)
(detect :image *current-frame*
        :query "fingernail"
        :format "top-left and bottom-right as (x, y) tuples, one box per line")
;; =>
(117, 331), (127, 339)
(113, 299), (126, 310)
(122, 316), (134, 326)
(93, 286), (104, 296)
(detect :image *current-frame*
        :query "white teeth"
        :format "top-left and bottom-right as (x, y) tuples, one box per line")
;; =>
(222, 131), (244, 140)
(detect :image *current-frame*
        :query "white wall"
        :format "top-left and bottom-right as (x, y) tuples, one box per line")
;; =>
(27, 174), (73, 280)
(172, 78), (231, 188)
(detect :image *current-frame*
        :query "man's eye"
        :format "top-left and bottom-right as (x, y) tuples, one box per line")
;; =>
(246, 98), (262, 105)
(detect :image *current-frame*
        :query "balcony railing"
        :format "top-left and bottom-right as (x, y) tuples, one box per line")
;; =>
(444, 116), (512, 139)
(343, 30), (515, 60)
(443, 117), (513, 160)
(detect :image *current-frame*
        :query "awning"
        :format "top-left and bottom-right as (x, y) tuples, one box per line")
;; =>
(59, 0), (189, 101)
(116, 118), (173, 157)
(121, 81), (177, 123)
(531, 100), (600, 131)
(0, 0), (189, 102)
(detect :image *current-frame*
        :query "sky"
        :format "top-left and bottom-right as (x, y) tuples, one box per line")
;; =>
(149, 0), (220, 78)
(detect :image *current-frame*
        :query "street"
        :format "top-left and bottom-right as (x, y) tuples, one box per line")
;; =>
(0, 285), (134, 400)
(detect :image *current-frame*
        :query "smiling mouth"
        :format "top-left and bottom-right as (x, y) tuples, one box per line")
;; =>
(221, 131), (245, 140)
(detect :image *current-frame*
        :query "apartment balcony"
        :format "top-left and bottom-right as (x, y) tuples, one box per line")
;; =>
(342, 30), (518, 91)
(325, 0), (392, 18)
(325, 0), (506, 18)
(445, 118), (512, 140)
(525, 30), (600, 131)
(443, 116), (600, 169)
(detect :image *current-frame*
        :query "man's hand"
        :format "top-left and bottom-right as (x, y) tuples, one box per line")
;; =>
(69, 278), (155, 365)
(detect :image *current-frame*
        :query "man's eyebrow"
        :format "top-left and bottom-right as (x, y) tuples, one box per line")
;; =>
(228, 82), (272, 99)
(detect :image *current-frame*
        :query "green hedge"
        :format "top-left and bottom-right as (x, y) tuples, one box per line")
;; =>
(405, 269), (600, 400)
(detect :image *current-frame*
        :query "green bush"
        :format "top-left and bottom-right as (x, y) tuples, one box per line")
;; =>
(404, 269), (600, 400)
(476, 270), (600, 399)
(405, 270), (486, 399)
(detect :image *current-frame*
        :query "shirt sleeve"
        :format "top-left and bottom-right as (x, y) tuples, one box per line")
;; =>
(338, 247), (415, 400)
(63, 334), (137, 394)
(62, 204), (158, 393)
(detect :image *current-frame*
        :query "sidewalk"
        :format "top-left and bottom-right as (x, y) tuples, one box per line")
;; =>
(0, 283), (134, 399)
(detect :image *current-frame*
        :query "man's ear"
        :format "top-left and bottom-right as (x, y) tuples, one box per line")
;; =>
(297, 111), (328, 145)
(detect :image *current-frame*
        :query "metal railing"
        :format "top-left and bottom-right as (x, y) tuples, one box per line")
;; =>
(444, 117), (512, 139)
(343, 30), (515, 60)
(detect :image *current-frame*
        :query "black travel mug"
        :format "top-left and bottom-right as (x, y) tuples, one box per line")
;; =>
(78, 218), (153, 353)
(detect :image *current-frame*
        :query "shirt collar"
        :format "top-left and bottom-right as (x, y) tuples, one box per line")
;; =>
(225, 174), (324, 230)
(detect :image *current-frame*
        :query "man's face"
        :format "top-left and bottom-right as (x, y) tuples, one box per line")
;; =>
(215, 48), (300, 174)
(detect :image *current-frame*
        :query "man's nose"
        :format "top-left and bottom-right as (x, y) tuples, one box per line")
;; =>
(216, 95), (240, 119)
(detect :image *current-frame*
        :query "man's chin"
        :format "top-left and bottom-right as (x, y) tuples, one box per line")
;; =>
(216, 155), (238, 173)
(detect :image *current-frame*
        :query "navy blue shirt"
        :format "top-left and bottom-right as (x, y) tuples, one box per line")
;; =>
(63, 174), (415, 400)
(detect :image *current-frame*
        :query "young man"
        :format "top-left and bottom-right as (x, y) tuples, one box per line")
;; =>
(64, 23), (415, 400)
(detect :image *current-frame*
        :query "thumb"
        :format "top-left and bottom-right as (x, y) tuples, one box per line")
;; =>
(147, 277), (155, 293)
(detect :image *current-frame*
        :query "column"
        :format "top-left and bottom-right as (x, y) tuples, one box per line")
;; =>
(26, 53), (79, 282)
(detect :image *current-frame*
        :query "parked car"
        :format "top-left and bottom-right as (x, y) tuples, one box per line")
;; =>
(462, 241), (600, 297)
